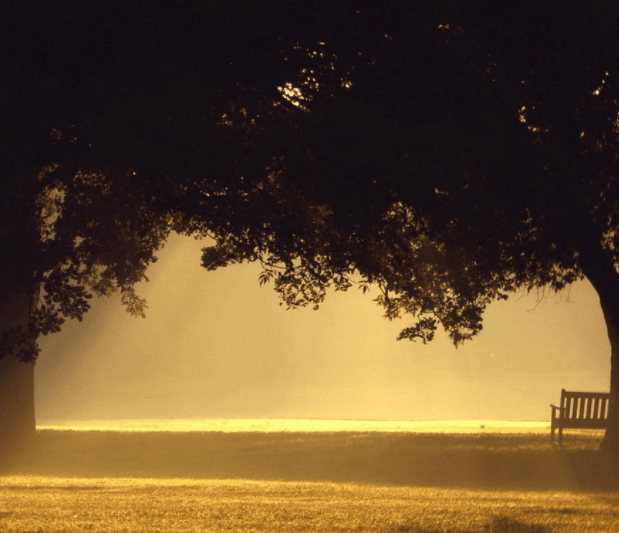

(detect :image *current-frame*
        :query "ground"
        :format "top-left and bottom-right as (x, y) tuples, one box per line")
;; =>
(0, 423), (617, 532)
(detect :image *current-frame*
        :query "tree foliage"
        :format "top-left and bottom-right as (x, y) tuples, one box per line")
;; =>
(0, 0), (339, 360)
(192, 1), (619, 348)
(4, 0), (619, 360)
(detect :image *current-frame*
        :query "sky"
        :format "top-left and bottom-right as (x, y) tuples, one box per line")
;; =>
(35, 234), (610, 423)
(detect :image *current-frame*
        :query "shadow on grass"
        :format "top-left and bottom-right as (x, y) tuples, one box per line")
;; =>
(390, 517), (553, 532)
(4, 430), (619, 491)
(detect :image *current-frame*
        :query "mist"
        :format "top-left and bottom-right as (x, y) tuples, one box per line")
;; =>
(35, 234), (609, 423)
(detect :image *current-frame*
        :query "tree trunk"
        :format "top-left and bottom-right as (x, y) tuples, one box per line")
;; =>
(0, 356), (35, 454)
(598, 295), (619, 457)
(0, 291), (36, 460)
(576, 238), (619, 458)
(0, 171), (42, 460)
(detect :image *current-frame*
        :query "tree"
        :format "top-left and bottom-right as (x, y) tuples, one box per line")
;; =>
(5, 0), (619, 460)
(189, 2), (619, 455)
(0, 0), (355, 453)
(0, 0), (299, 452)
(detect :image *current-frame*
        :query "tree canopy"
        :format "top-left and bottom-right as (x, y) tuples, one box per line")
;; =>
(1, 0), (303, 360)
(4, 0), (619, 353)
(192, 1), (619, 348)
(4, 0), (619, 451)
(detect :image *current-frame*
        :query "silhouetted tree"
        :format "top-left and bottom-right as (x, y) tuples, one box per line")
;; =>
(0, 0), (303, 451)
(0, 0), (361, 452)
(5, 0), (619, 460)
(192, 2), (619, 455)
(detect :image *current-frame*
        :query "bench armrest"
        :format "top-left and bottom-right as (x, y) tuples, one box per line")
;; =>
(550, 404), (562, 418)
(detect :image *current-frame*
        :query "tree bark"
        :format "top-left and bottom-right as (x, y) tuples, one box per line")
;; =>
(598, 295), (619, 456)
(0, 291), (36, 459)
(576, 238), (619, 458)
(0, 171), (42, 460)
(0, 355), (35, 454)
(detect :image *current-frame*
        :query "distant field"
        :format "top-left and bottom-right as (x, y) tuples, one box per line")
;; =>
(36, 418), (551, 434)
(1, 423), (618, 532)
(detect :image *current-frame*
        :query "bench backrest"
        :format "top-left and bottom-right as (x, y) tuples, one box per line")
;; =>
(560, 389), (610, 421)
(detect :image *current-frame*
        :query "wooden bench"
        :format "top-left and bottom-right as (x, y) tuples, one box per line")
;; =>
(550, 389), (610, 443)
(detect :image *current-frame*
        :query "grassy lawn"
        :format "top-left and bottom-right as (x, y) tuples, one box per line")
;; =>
(0, 428), (618, 532)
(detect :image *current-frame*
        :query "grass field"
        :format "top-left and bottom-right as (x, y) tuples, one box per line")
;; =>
(1, 423), (618, 532)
